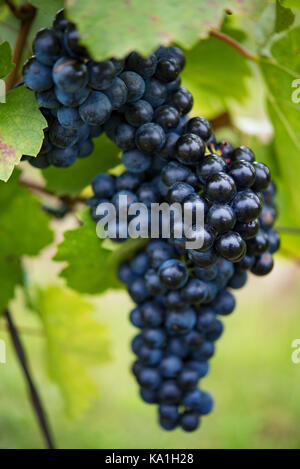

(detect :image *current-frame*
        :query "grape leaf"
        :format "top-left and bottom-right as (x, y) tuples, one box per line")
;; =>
(30, 0), (64, 16)
(0, 257), (22, 316)
(280, 0), (300, 9)
(54, 208), (146, 294)
(260, 27), (300, 250)
(43, 134), (120, 196)
(0, 170), (53, 313)
(275, 0), (295, 33)
(0, 41), (14, 79)
(65, 0), (271, 61)
(31, 284), (110, 418)
(181, 35), (252, 118)
(0, 86), (46, 181)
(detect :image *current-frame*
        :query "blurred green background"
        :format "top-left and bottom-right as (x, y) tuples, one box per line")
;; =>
(0, 257), (299, 449)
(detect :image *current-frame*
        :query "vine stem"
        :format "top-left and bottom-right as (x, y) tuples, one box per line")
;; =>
(4, 309), (55, 449)
(5, 2), (36, 92)
(19, 177), (87, 206)
(209, 29), (259, 62)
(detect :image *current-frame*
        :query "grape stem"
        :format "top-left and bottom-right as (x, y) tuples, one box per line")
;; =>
(5, 2), (36, 91)
(4, 309), (55, 449)
(19, 177), (87, 208)
(209, 30), (260, 62)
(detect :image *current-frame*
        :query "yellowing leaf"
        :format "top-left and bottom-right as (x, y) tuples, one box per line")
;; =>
(0, 86), (46, 181)
(34, 284), (110, 418)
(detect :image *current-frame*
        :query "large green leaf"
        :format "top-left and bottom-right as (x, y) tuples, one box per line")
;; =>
(65, 0), (271, 61)
(43, 134), (120, 196)
(31, 284), (110, 418)
(181, 35), (252, 118)
(0, 170), (53, 313)
(260, 26), (300, 253)
(54, 208), (146, 294)
(0, 86), (46, 181)
(0, 41), (14, 79)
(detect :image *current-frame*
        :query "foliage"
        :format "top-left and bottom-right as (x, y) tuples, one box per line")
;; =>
(0, 0), (300, 431)
(0, 170), (53, 313)
(0, 86), (46, 181)
(28, 283), (110, 418)
(54, 208), (147, 294)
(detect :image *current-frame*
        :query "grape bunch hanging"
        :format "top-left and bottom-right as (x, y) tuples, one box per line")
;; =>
(22, 9), (280, 432)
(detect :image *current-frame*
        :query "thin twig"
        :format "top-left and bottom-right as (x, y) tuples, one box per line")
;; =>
(19, 177), (87, 205)
(4, 0), (23, 19)
(209, 29), (259, 62)
(276, 226), (300, 234)
(4, 309), (55, 449)
(5, 2), (36, 91)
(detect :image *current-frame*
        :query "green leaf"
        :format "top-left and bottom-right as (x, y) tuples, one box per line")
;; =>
(275, 0), (295, 33)
(0, 86), (46, 181)
(280, 0), (300, 10)
(0, 41), (14, 79)
(0, 170), (53, 313)
(30, 0), (64, 16)
(32, 284), (110, 418)
(181, 35), (252, 118)
(43, 134), (120, 196)
(260, 27), (300, 252)
(0, 257), (22, 315)
(54, 208), (146, 294)
(65, 0), (266, 61)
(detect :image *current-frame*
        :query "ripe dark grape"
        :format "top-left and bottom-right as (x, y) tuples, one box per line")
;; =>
(231, 145), (255, 162)
(215, 231), (246, 262)
(155, 58), (180, 82)
(168, 88), (193, 114)
(33, 28), (61, 66)
(87, 59), (116, 90)
(124, 100), (154, 127)
(122, 149), (151, 173)
(159, 259), (189, 289)
(185, 116), (212, 141)
(126, 52), (157, 78)
(228, 160), (256, 189)
(205, 173), (236, 203)
(79, 91), (112, 125)
(104, 77), (128, 109)
(176, 133), (205, 166)
(53, 57), (88, 93)
(23, 57), (53, 92)
(135, 123), (166, 154)
(120, 71), (145, 103)
(143, 78), (167, 107)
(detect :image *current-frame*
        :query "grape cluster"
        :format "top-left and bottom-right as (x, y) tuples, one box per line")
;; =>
(83, 30), (279, 432)
(24, 9), (280, 432)
(90, 135), (279, 430)
(22, 9), (191, 169)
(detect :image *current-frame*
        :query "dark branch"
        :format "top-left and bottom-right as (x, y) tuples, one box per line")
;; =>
(4, 309), (55, 449)
(5, 2), (36, 91)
